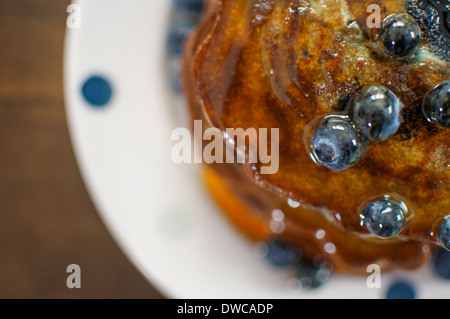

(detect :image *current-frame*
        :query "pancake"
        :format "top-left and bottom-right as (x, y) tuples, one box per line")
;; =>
(182, 0), (450, 274)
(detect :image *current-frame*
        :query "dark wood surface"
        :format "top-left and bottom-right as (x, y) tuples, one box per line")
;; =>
(0, 0), (163, 298)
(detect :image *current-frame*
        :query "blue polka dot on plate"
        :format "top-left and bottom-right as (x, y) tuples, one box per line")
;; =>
(81, 75), (113, 107)
(386, 280), (416, 299)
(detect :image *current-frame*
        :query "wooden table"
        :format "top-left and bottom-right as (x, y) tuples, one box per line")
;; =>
(0, 0), (163, 298)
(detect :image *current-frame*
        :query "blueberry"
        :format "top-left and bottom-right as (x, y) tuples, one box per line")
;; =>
(386, 280), (416, 299)
(167, 21), (196, 55)
(265, 238), (301, 268)
(378, 13), (421, 58)
(173, 0), (204, 13)
(310, 115), (367, 171)
(422, 81), (450, 128)
(296, 259), (332, 289)
(171, 68), (183, 94)
(434, 248), (450, 280)
(445, 11), (450, 33)
(361, 199), (406, 238)
(351, 85), (403, 142)
(438, 217), (450, 251)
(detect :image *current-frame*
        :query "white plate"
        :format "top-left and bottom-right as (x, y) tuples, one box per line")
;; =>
(64, 0), (449, 298)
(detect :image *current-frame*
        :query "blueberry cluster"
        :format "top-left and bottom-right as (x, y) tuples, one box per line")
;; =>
(374, 13), (450, 130)
(375, 12), (450, 131)
(264, 238), (332, 290)
(309, 85), (403, 171)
